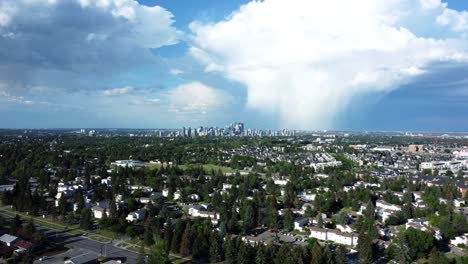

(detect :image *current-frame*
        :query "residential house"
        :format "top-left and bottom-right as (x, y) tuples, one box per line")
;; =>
(309, 227), (359, 247)
(294, 217), (309, 231)
(451, 234), (468, 247)
(0, 234), (19, 247)
(454, 198), (465, 208)
(126, 209), (146, 222)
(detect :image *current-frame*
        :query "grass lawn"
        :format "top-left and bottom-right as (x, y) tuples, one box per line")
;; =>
(199, 164), (235, 173)
(1, 208), (121, 241)
(395, 224), (406, 233)
(147, 162), (236, 174)
(94, 229), (121, 239)
(169, 254), (192, 264)
(291, 230), (308, 236)
(88, 235), (112, 243)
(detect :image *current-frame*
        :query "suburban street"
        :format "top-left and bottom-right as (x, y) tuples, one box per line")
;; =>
(0, 210), (139, 264)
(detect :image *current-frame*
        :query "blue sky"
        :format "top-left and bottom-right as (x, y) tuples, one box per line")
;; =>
(0, 0), (468, 131)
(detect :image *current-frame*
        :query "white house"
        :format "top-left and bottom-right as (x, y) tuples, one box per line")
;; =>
(315, 174), (329, 179)
(274, 179), (289, 186)
(91, 206), (109, 219)
(294, 217), (309, 231)
(376, 200), (402, 221)
(222, 184), (233, 191)
(454, 198), (465, 208)
(110, 160), (144, 168)
(309, 227), (358, 247)
(188, 205), (220, 224)
(162, 189), (181, 200)
(451, 234), (468, 246)
(309, 227), (328, 241)
(0, 234), (19, 247)
(336, 224), (354, 233)
(373, 146), (394, 152)
(406, 218), (430, 232)
(189, 194), (201, 201)
(101, 177), (112, 186)
(328, 229), (357, 246)
(136, 197), (152, 204)
(126, 209), (146, 222)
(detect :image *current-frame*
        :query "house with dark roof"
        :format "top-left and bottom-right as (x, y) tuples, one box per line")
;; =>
(64, 252), (99, 264)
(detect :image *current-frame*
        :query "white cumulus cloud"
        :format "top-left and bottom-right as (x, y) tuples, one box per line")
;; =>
(0, 0), (182, 95)
(103, 86), (135, 96)
(190, 0), (468, 129)
(167, 82), (231, 115)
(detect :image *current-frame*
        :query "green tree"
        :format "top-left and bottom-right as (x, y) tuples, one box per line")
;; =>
(357, 233), (373, 264)
(148, 238), (170, 264)
(242, 203), (256, 232)
(10, 214), (22, 235)
(317, 214), (323, 228)
(79, 208), (93, 230)
(171, 220), (185, 253)
(144, 226), (155, 246)
(335, 245), (348, 264)
(23, 218), (36, 239)
(428, 248), (451, 264)
(58, 195), (68, 216)
(283, 209), (294, 231)
(225, 237), (237, 264)
(310, 243), (323, 264)
(179, 223), (192, 257)
(400, 227), (434, 260)
(255, 245), (267, 264)
(237, 237), (249, 264)
(266, 196), (279, 229)
(323, 245), (333, 264)
(209, 232), (223, 263)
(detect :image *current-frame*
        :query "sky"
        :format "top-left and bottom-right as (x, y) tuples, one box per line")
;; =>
(1, 0), (468, 131)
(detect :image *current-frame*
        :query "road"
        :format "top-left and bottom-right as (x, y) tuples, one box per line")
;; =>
(0, 210), (139, 263)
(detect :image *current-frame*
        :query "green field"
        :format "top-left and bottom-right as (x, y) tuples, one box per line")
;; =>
(147, 163), (236, 174)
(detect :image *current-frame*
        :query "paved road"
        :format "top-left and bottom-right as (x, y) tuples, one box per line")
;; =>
(0, 211), (139, 263)
(42, 230), (139, 263)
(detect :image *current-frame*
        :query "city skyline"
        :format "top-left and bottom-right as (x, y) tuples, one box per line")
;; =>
(1, 0), (468, 131)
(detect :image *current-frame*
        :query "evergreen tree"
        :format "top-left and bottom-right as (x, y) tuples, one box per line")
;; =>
(164, 220), (173, 254)
(275, 244), (292, 264)
(79, 208), (93, 230)
(192, 231), (209, 260)
(10, 214), (22, 235)
(310, 243), (323, 264)
(209, 232), (223, 263)
(58, 195), (68, 216)
(236, 237), (249, 264)
(266, 196), (279, 229)
(144, 226), (155, 246)
(73, 187), (85, 213)
(242, 203), (256, 232)
(428, 248), (451, 264)
(255, 245), (267, 264)
(148, 238), (170, 264)
(335, 245), (348, 264)
(357, 233), (373, 264)
(225, 237), (237, 264)
(317, 214), (324, 228)
(179, 222), (192, 256)
(323, 245), (333, 264)
(24, 218), (36, 240)
(283, 209), (294, 231)
(171, 220), (185, 253)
